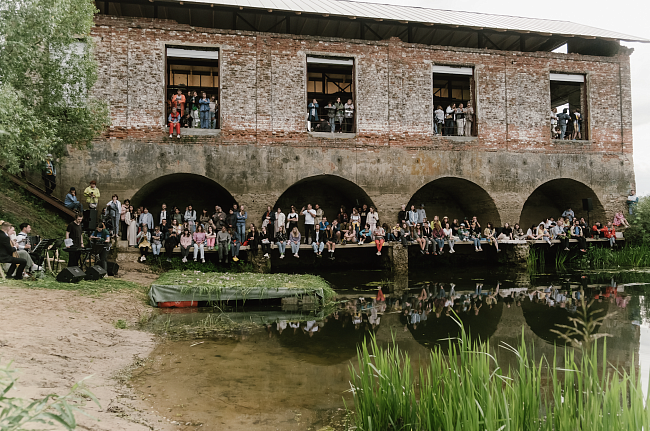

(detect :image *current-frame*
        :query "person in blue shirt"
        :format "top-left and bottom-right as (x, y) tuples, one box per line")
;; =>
(319, 216), (329, 240)
(90, 222), (111, 271)
(199, 92), (211, 129)
(64, 187), (83, 212)
(358, 224), (372, 244)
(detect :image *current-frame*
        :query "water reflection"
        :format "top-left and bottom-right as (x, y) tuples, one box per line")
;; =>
(135, 269), (650, 430)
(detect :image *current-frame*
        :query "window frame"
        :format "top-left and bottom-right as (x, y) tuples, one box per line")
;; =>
(164, 44), (221, 130)
(305, 53), (357, 135)
(549, 71), (589, 141)
(431, 64), (477, 137)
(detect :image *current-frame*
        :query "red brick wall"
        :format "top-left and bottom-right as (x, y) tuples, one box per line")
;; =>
(91, 15), (634, 155)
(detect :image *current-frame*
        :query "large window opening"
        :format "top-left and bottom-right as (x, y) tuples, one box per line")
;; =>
(166, 46), (220, 130)
(306, 56), (355, 134)
(550, 73), (587, 140)
(432, 66), (475, 137)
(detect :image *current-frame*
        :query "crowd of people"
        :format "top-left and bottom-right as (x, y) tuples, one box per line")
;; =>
(167, 89), (219, 138)
(0, 221), (44, 280)
(433, 103), (475, 136)
(56, 177), (639, 266)
(307, 97), (355, 133)
(551, 107), (584, 140)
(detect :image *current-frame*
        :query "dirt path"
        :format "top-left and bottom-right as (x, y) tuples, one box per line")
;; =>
(0, 285), (174, 431)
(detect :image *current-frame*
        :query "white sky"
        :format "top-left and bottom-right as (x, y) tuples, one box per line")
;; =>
(353, 0), (650, 195)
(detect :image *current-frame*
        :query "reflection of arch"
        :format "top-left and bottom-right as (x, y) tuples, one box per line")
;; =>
(521, 300), (608, 345)
(406, 302), (503, 352)
(131, 173), (236, 216)
(276, 315), (375, 365)
(407, 177), (500, 225)
(273, 175), (375, 231)
(519, 178), (605, 230)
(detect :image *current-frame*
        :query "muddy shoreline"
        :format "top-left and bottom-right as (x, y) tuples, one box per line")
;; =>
(0, 284), (175, 430)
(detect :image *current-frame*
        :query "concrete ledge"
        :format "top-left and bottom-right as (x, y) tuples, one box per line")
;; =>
(431, 135), (478, 141)
(176, 128), (221, 137)
(308, 131), (356, 139)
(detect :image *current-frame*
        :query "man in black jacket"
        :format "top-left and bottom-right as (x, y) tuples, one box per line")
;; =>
(0, 222), (27, 279)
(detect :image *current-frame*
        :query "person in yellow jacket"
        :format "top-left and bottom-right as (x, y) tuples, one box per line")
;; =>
(84, 180), (101, 209)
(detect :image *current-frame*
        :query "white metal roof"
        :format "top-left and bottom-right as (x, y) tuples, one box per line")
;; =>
(180, 0), (649, 43)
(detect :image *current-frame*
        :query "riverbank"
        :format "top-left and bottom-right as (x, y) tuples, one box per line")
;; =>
(0, 283), (175, 430)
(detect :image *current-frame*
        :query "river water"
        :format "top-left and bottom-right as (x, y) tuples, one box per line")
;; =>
(131, 268), (650, 430)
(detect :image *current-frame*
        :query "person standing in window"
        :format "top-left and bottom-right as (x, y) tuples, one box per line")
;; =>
(334, 97), (345, 133)
(188, 91), (199, 128)
(209, 96), (217, 129)
(199, 92), (210, 129)
(325, 101), (336, 133)
(434, 105), (444, 135)
(550, 107), (558, 139)
(308, 99), (319, 131)
(557, 108), (570, 139)
(171, 89), (185, 116)
(455, 104), (466, 136)
(464, 102), (474, 137)
(344, 99), (354, 133)
(445, 104), (456, 136)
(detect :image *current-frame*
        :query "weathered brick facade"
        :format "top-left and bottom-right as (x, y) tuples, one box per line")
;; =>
(58, 14), (636, 228)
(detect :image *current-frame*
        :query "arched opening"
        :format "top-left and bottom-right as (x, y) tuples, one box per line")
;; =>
(519, 179), (605, 230)
(407, 177), (500, 226)
(131, 174), (237, 218)
(273, 175), (375, 233)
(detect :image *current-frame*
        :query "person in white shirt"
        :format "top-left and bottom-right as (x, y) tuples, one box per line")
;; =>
(434, 105), (445, 135)
(159, 203), (168, 227)
(138, 207), (154, 231)
(628, 189), (639, 215)
(301, 204), (317, 244)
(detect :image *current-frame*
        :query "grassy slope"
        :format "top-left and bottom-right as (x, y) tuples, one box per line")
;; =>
(0, 173), (69, 239)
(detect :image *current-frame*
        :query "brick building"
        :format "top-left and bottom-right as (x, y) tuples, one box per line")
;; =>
(59, 0), (649, 230)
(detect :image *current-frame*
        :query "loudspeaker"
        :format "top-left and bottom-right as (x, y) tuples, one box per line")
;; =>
(106, 261), (119, 277)
(56, 266), (86, 283)
(83, 209), (98, 231)
(85, 265), (107, 281)
(582, 198), (593, 212)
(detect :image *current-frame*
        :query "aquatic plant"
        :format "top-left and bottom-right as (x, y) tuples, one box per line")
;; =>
(527, 246), (545, 274)
(0, 362), (99, 430)
(550, 290), (613, 351)
(554, 249), (569, 271)
(580, 245), (650, 269)
(348, 322), (650, 430)
(155, 270), (336, 303)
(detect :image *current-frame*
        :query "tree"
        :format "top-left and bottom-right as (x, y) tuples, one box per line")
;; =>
(624, 196), (650, 245)
(0, 0), (110, 174)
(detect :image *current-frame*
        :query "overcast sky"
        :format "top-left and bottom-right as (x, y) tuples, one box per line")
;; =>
(354, 0), (650, 196)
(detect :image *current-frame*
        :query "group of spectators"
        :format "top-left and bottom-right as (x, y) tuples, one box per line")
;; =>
(167, 89), (219, 137)
(58, 178), (638, 266)
(551, 107), (583, 140)
(434, 103), (474, 136)
(307, 97), (355, 133)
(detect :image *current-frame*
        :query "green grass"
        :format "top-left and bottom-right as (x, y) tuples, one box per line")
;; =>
(1, 274), (145, 296)
(155, 270), (336, 302)
(0, 172), (69, 240)
(349, 321), (650, 430)
(144, 256), (255, 274)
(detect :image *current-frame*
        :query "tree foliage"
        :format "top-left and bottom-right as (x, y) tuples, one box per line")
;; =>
(0, 0), (110, 174)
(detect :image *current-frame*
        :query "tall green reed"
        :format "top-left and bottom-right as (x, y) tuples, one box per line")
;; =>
(349, 320), (650, 430)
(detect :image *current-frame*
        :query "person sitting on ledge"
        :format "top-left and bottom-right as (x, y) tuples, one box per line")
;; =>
(613, 212), (630, 228)
(168, 106), (181, 139)
(601, 222), (617, 248)
(571, 219), (587, 252)
(64, 187), (83, 213)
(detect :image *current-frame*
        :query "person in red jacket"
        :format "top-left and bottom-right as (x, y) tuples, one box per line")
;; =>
(168, 107), (181, 138)
(601, 222), (617, 248)
(171, 89), (186, 116)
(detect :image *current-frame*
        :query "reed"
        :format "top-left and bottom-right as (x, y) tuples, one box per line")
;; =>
(348, 321), (650, 430)
(582, 244), (650, 269)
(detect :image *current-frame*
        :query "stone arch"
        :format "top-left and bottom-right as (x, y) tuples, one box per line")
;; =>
(407, 177), (501, 226)
(273, 175), (375, 233)
(131, 173), (237, 217)
(518, 178), (605, 230)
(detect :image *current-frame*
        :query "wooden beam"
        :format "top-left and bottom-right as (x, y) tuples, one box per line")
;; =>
(3, 173), (76, 219)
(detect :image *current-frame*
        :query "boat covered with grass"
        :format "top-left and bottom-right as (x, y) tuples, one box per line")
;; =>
(149, 271), (335, 307)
